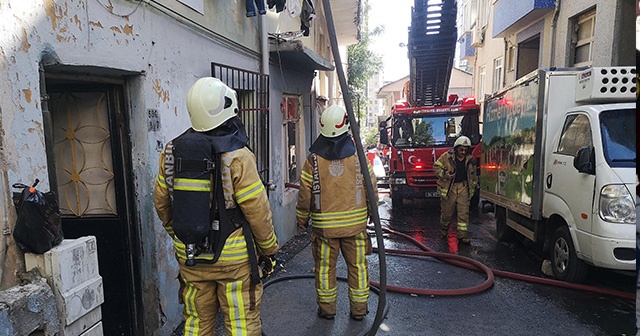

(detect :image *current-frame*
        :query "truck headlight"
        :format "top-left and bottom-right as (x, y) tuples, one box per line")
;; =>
(391, 178), (407, 185)
(599, 185), (635, 224)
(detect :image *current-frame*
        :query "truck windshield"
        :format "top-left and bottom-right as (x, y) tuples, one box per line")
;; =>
(600, 108), (635, 168)
(391, 111), (480, 148)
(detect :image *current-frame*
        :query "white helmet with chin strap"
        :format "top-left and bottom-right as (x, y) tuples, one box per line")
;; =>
(454, 135), (472, 148)
(320, 104), (350, 138)
(186, 77), (238, 132)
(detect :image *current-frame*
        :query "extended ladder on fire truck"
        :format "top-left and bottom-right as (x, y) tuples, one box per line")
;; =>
(408, 0), (458, 107)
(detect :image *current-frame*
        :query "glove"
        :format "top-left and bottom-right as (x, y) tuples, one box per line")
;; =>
(259, 255), (277, 279)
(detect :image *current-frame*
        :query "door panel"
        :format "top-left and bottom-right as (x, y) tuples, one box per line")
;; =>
(546, 113), (595, 239)
(47, 84), (136, 335)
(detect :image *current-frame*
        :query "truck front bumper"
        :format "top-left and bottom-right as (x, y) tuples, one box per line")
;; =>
(577, 232), (635, 270)
(389, 183), (439, 199)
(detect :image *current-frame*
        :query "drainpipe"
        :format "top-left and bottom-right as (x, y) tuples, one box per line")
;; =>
(549, 0), (561, 68)
(261, 15), (270, 76)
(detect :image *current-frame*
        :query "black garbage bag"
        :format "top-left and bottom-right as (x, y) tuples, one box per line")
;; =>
(12, 179), (64, 254)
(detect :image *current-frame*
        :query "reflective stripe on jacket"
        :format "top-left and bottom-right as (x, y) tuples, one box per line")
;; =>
(296, 153), (378, 238)
(154, 145), (278, 265)
(433, 150), (478, 199)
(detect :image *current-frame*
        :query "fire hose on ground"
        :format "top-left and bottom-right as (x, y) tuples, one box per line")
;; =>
(370, 224), (634, 300)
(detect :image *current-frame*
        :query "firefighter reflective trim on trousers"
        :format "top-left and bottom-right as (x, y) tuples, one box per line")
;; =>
(183, 279), (201, 335)
(457, 221), (468, 232)
(301, 170), (313, 183)
(174, 178), (211, 192)
(317, 237), (338, 303)
(354, 232), (369, 292)
(296, 208), (310, 219)
(234, 180), (264, 204)
(317, 286), (338, 303)
(157, 174), (167, 189)
(349, 287), (369, 303)
(256, 233), (277, 250)
(226, 280), (247, 336)
(310, 208), (368, 229)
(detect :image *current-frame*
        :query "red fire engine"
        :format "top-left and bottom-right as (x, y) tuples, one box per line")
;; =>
(379, 97), (481, 207)
(378, 0), (481, 208)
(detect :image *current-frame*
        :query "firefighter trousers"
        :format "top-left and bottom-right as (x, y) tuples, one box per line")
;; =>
(440, 181), (470, 239)
(177, 258), (262, 336)
(312, 231), (370, 316)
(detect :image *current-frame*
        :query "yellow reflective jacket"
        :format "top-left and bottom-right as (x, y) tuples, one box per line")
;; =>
(433, 150), (478, 199)
(154, 144), (278, 265)
(296, 153), (378, 238)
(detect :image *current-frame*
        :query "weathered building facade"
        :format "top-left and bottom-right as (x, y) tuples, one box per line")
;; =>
(462, 0), (635, 101)
(0, 0), (359, 334)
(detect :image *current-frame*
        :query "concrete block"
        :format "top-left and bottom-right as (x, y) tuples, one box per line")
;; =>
(63, 307), (102, 336)
(25, 236), (104, 330)
(79, 321), (103, 336)
(25, 237), (100, 293)
(0, 278), (59, 335)
(61, 276), (104, 325)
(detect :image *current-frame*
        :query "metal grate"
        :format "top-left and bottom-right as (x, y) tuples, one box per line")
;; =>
(211, 63), (270, 184)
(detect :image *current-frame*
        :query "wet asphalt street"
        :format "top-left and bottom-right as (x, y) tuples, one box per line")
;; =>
(173, 188), (637, 335)
(259, 189), (636, 336)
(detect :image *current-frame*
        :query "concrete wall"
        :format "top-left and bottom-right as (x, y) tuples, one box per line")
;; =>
(475, 0), (633, 100)
(0, 0), (263, 334)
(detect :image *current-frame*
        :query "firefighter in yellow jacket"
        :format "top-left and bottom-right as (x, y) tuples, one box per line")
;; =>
(296, 105), (378, 321)
(154, 77), (278, 336)
(433, 135), (478, 244)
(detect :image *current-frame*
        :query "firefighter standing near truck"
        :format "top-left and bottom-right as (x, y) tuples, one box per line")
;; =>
(296, 104), (377, 321)
(154, 77), (278, 336)
(434, 135), (478, 244)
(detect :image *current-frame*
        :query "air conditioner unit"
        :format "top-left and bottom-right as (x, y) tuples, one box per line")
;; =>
(471, 26), (484, 47)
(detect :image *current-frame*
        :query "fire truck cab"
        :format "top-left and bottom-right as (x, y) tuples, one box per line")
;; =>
(379, 97), (481, 207)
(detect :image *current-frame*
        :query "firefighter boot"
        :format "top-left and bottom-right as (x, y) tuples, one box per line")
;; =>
(317, 308), (335, 320)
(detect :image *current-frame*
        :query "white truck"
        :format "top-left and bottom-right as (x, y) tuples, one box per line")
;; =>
(480, 67), (636, 283)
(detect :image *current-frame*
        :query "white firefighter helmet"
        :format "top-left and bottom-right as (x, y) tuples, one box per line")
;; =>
(320, 104), (349, 138)
(454, 135), (472, 148)
(186, 77), (238, 132)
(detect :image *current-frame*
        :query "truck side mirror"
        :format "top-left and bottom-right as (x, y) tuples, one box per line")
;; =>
(573, 146), (595, 174)
(379, 121), (389, 145)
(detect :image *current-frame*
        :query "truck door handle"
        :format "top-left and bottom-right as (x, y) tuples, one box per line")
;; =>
(546, 173), (552, 189)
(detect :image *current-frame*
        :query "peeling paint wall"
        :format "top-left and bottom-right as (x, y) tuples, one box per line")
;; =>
(0, 0), (263, 334)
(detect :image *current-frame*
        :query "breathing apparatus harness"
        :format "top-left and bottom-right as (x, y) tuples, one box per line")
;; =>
(169, 122), (263, 284)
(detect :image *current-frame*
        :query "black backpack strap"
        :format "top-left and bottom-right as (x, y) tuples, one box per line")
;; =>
(207, 154), (261, 285)
(242, 220), (262, 286)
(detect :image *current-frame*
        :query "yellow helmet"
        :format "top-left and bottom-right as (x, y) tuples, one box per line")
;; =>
(186, 77), (238, 132)
(454, 135), (471, 148)
(320, 105), (349, 138)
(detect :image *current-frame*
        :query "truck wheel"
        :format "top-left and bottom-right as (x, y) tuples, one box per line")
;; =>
(550, 226), (588, 283)
(495, 206), (516, 242)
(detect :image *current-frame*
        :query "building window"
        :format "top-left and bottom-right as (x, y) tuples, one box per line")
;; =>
(492, 57), (503, 93)
(478, 65), (486, 100)
(282, 94), (302, 183)
(572, 10), (595, 67)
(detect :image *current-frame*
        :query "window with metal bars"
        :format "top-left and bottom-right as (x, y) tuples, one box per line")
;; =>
(211, 63), (270, 184)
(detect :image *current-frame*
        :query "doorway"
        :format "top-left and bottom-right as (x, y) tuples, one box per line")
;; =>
(44, 75), (141, 335)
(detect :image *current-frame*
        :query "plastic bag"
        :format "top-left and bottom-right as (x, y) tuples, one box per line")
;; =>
(12, 179), (64, 254)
